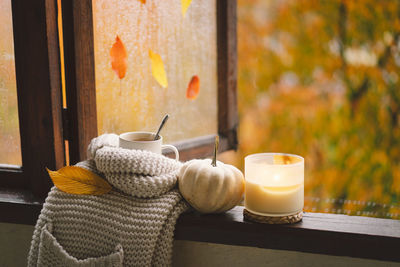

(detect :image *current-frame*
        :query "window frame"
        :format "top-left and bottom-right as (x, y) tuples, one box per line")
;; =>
(1, 0), (400, 263)
(0, 0), (238, 216)
(61, 0), (238, 164)
(175, 206), (400, 262)
(0, 0), (64, 199)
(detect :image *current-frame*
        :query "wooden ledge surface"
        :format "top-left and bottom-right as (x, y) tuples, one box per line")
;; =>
(175, 206), (400, 262)
(1, 189), (399, 262)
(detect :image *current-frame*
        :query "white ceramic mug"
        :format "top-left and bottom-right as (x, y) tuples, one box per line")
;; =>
(119, 131), (179, 161)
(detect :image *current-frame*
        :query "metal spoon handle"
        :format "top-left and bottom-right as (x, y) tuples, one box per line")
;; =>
(154, 114), (169, 140)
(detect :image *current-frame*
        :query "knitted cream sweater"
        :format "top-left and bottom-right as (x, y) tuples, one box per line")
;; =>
(28, 134), (189, 267)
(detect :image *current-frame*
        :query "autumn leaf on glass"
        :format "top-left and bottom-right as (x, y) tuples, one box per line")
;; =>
(110, 35), (127, 79)
(181, 0), (192, 17)
(186, 75), (200, 100)
(46, 166), (112, 195)
(149, 49), (168, 88)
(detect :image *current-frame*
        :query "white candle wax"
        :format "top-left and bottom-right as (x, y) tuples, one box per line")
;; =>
(244, 153), (304, 216)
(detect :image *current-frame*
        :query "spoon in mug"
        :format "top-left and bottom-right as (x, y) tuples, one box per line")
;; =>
(154, 114), (169, 140)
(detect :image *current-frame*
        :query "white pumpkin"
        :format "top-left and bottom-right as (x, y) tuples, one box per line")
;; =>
(178, 137), (244, 213)
(179, 159), (244, 213)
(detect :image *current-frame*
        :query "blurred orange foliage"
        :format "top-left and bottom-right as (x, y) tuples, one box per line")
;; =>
(220, 0), (400, 219)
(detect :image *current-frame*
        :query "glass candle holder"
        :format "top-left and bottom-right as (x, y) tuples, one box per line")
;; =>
(244, 153), (304, 217)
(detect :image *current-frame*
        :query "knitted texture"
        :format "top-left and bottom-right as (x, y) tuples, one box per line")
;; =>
(95, 146), (182, 198)
(28, 134), (189, 267)
(87, 133), (119, 159)
(38, 223), (124, 266)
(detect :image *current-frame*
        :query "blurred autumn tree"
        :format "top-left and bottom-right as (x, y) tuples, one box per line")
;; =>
(225, 0), (400, 218)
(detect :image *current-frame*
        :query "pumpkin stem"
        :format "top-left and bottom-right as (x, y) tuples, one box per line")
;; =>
(212, 135), (219, 167)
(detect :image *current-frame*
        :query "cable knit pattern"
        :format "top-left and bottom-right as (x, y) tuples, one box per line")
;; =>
(28, 134), (189, 267)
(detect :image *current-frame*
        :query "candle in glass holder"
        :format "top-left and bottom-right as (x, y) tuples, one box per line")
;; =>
(244, 153), (304, 217)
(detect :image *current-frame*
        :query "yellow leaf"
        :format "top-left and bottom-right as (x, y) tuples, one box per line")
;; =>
(46, 166), (112, 195)
(149, 49), (168, 88)
(181, 0), (192, 17)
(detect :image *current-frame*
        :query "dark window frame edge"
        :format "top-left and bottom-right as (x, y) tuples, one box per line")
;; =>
(1, 190), (399, 263)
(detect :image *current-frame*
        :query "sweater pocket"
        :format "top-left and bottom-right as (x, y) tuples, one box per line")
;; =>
(37, 223), (123, 267)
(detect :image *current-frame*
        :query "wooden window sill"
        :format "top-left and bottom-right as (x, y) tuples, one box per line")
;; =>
(0, 188), (43, 225)
(175, 207), (400, 262)
(1, 190), (399, 262)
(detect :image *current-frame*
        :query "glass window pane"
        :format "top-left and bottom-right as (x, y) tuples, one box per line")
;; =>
(224, 0), (400, 219)
(0, 0), (21, 166)
(93, 0), (218, 143)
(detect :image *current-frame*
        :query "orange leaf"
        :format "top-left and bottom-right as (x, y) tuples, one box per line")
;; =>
(110, 35), (127, 79)
(186, 75), (200, 100)
(47, 166), (112, 195)
(138, 0), (146, 3)
(149, 49), (168, 88)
